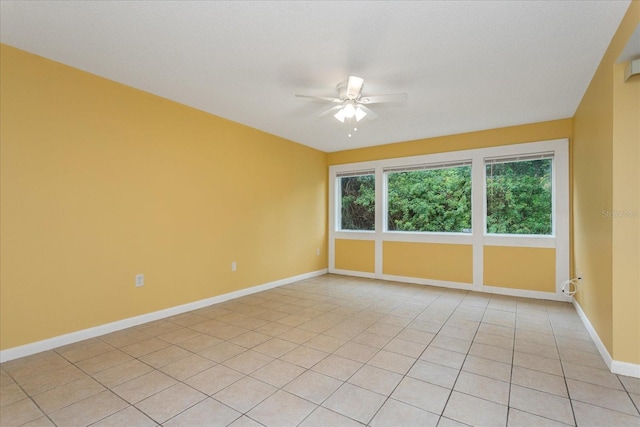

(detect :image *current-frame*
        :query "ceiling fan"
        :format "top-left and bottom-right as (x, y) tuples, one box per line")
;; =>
(295, 76), (407, 123)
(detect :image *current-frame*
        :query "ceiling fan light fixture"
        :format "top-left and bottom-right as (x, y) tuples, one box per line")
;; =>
(334, 103), (366, 123)
(343, 102), (356, 118)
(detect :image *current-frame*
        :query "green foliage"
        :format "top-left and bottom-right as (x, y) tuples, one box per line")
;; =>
(339, 159), (552, 235)
(486, 159), (552, 235)
(341, 175), (375, 230)
(387, 167), (471, 232)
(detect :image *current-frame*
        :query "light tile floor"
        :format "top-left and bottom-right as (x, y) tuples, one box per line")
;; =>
(1, 274), (639, 427)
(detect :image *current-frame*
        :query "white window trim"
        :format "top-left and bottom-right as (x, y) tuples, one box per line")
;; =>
(484, 155), (555, 237)
(335, 171), (376, 233)
(328, 138), (570, 300)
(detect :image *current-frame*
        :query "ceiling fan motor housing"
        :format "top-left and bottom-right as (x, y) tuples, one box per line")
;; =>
(337, 76), (364, 100)
(336, 81), (351, 100)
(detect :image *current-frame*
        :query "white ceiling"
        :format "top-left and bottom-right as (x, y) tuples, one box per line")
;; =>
(0, 1), (631, 152)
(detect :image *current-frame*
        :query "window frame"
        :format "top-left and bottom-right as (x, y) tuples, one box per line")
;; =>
(483, 153), (555, 237)
(328, 138), (569, 298)
(336, 170), (376, 233)
(383, 161), (473, 234)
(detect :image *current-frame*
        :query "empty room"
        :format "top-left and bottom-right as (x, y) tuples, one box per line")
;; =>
(1, 1), (639, 426)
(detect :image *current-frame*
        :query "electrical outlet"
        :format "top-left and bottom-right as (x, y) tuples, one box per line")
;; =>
(135, 274), (144, 287)
(231, 261), (237, 272)
(316, 248), (321, 256)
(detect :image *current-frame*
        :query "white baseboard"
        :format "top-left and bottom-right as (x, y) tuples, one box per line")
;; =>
(329, 269), (376, 279)
(573, 299), (640, 379)
(380, 274), (474, 292)
(612, 360), (640, 378)
(330, 269), (567, 301)
(482, 285), (570, 302)
(0, 269), (327, 363)
(572, 299), (614, 369)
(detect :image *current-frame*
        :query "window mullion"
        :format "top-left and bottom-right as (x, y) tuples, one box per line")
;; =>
(375, 167), (384, 277)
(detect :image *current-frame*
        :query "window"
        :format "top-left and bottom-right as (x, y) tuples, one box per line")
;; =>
(329, 139), (568, 292)
(485, 154), (553, 235)
(386, 162), (472, 233)
(338, 172), (375, 231)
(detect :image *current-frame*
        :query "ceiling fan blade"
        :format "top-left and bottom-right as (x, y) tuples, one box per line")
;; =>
(358, 105), (378, 120)
(359, 93), (408, 104)
(317, 105), (343, 118)
(346, 76), (364, 99)
(295, 94), (342, 103)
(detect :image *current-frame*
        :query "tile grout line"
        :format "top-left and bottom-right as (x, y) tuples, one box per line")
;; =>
(353, 293), (450, 426)
(363, 290), (485, 426)
(157, 288), (390, 426)
(294, 295), (418, 426)
(1, 366), (59, 426)
(512, 301), (579, 426)
(504, 299), (517, 427)
(553, 306), (579, 427)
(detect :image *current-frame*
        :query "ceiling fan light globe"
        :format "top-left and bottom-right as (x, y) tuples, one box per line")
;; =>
(343, 103), (356, 118)
(354, 106), (366, 121)
(334, 109), (346, 122)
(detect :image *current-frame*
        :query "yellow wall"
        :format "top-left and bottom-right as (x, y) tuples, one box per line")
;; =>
(572, 43), (615, 355)
(484, 246), (556, 292)
(383, 242), (472, 283)
(612, 37), (640, 361)
(334, 239), (375, 273)
(0, 45), (328, 350)
(573, 1), (639, 364)
(327, 119), (572, 165)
